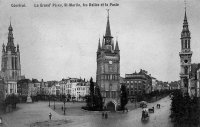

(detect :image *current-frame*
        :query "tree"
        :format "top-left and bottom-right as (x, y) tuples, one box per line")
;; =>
(170, 90), (200, 126)
(89, 77), (94, 96)
(120, 84), (128, 110)
(4, 93), (19, 109)
(94, 85), (103, 110)
(89, 77), (94, 107)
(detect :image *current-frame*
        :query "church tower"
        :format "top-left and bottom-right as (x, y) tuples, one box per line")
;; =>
(96, 11), (120, 111)
(179, 8), (192, 95)
(1, 21), (21, 95)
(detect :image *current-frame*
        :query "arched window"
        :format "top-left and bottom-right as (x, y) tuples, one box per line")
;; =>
(183, 78), (188, 87)
(184, 66), (188, 74)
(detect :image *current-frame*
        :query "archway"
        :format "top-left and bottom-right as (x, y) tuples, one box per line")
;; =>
(106, 101), (115, 111)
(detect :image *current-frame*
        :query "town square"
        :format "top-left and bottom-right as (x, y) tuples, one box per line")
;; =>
(0, 0), (200, 127)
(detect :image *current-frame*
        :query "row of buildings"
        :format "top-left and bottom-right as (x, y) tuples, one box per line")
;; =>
(122, 69), (177, 101)
(17, 78), (90, 101)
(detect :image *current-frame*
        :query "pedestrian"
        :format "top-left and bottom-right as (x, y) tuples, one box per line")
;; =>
(126, 107), (128, 113)
(102, 112), (104, 118)
(0, 117), (2, 124)
(142, 110), (145, 119)
(61, 106), (63, 110)
(105, 112), (108, 119)
(49, 112), (52, 120)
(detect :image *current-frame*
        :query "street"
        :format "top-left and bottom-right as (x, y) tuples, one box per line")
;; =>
(0, 96), (173, 127)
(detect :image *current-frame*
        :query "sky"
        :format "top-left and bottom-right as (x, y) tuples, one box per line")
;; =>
(0, 0), (200, 82)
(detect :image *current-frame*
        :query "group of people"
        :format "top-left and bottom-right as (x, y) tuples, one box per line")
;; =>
(156, 104), (161, 109)
(102, 112), (108, 119)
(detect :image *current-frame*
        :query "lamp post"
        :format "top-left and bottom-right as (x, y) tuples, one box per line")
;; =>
(63, 94), (66, 115)
(135, 82), (138, 108)
(54, 96), (55, 110)
(48, 94), (50, 107)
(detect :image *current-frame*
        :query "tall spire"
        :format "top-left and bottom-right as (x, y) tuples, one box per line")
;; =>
(181, 0), (190, 38)
(9, 17), (13, 31)
(105, 9), (112, 37)
(7, 18), (15, 52)
(183, 1), (188, 25)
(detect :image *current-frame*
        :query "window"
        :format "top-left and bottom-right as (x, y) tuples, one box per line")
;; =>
(188, 40), (190, 48)
(112, 91), (116, 98)
(106, 91), (110, 98)
(131, 91), (133, 95)
(12, 57), (14, 69)
(184, 66), (188, 74)
(15, 57), (17, 69)
(185, 40), (187, 48)
(182, 40), (183, 49)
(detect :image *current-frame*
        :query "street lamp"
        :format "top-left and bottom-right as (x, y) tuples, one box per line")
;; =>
(63, 94), (66, 115)
(48, 94), (50, 107)
(54, 96), (55, 110)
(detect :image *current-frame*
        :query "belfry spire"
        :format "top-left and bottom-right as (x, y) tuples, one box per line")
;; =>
(105, 9), (112, 37)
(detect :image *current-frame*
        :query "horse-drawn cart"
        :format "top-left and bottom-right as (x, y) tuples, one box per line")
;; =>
(141, 108), (149, 121)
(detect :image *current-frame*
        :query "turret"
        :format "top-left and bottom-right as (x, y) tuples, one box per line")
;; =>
(111, 40), (114, 50)
(97, 38), (101, 52)
(102, 36), (105, 49)
(2, 43), (5, 53)
(115, 39), (119, 51)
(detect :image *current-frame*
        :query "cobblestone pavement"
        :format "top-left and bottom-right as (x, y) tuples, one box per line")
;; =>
(0, 96), (173, 127)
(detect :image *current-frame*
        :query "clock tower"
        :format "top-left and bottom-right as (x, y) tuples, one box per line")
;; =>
(96, 11), (120, 111)
(179, 9), (192, 95)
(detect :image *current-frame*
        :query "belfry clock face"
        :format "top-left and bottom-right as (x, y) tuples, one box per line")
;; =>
(109, 61), (113, 64)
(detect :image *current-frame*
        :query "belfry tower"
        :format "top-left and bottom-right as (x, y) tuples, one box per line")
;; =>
(179, 8), (192, 95)
(1, 21), (21, 95)
(96, 11), (120, 111)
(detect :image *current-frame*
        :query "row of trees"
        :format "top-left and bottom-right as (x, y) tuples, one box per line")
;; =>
(170, 90), (200, 127)
(136, 89), (171, 102)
